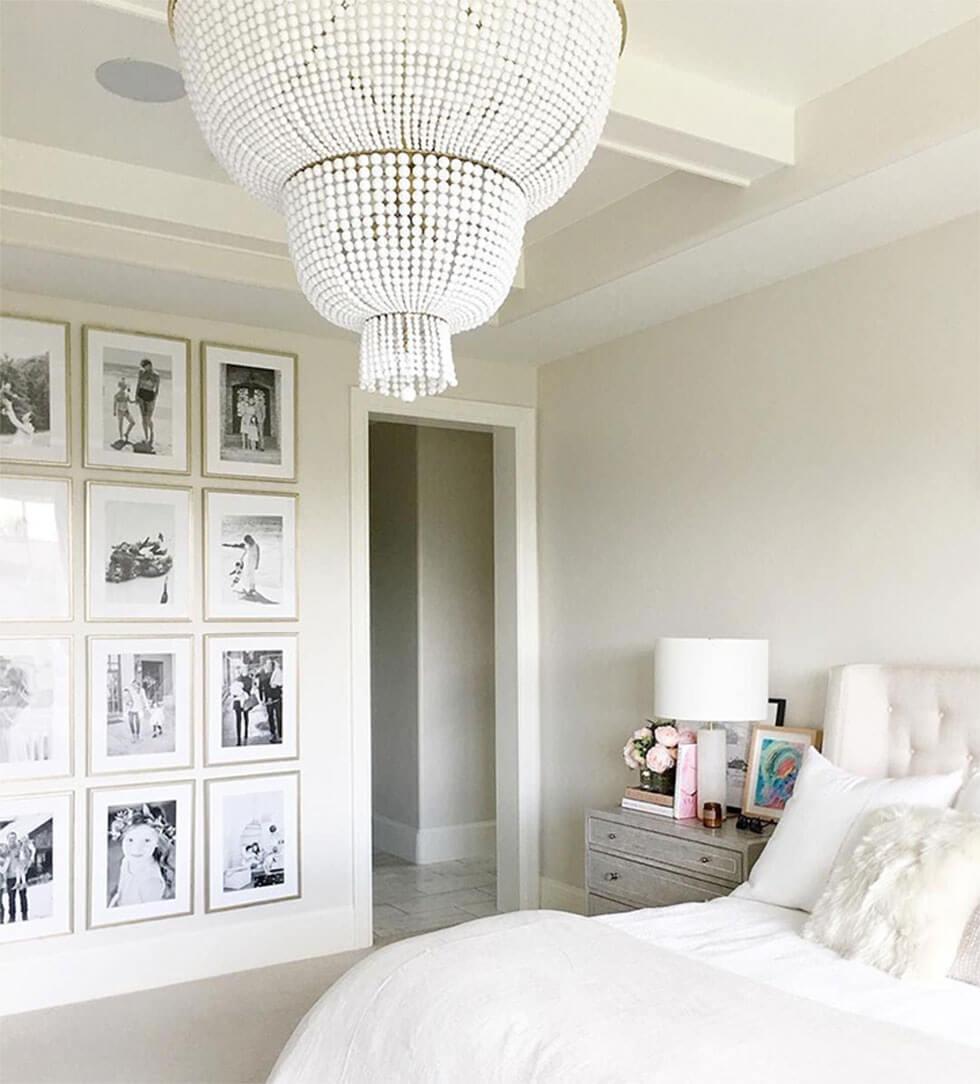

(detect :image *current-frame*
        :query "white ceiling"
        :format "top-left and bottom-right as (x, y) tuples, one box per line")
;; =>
(627, 0), (980, 105)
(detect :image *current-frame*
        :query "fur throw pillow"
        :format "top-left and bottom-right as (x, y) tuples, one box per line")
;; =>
(803, 805), (980, 980)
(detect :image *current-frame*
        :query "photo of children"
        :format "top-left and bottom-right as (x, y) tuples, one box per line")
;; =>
(104, 651), (176, 758)
(105, 802), (177, 908)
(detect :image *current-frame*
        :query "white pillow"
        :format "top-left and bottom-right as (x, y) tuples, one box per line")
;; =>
(956, 771), (980, 814)
(734, 747), (963, 911)
(803, 805), (980, 980)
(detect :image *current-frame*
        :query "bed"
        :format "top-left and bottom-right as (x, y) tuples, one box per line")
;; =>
(270, 665), (980, 1082)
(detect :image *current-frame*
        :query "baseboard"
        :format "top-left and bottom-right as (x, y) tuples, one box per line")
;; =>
(539, 876), (588, 915)
(0, 905), (361, 1017)
(372, 813), (496, 865)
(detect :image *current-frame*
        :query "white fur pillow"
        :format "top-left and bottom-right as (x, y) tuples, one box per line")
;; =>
(803, 805), (980, 980)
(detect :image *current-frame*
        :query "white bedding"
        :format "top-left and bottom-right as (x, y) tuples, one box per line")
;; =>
(269, 907), (979, 1083)
(601, 896), (980, 1047)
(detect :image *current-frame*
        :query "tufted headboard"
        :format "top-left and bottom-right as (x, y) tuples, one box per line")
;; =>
(823, 664), (980, 780)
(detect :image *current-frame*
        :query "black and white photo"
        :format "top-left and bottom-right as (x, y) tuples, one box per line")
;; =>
(206, 773), (299, 912)
(84, 327), (189, 473)
(203, 343), (296, 481)
(87, 482), (192, 621)
(717, 699), (786, 811)
(205, 635), (297, 765)
(0, 793), (72, 944)
(0, 314), (70, 467)
(0, 476), (72, 622)
(0, 637), (71, 782)
(88, 781), (193, 929)
(88, 636), (193, 775)
(204, 490), (297, 620)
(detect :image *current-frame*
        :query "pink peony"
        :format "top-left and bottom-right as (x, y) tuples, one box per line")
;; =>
(633, 726), (653, 742)
(676, 729), (697, 746)
(646, 744), (675, 774)
(654, 725), (680, 748)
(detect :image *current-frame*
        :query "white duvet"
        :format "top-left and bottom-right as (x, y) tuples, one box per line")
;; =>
(269, 903), (979, 1083)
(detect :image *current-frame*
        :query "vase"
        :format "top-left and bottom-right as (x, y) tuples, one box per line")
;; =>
(639, 767), (676, 795)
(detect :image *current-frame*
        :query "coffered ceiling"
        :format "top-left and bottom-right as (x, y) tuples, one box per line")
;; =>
(1, 0), (978, 365)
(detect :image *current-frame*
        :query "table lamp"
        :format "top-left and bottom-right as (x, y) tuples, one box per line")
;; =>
(654, 638), (769, 823)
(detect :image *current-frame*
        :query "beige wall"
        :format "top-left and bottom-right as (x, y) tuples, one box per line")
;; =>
(0, 286), (533, 1010)
(537, 214), (980, 891)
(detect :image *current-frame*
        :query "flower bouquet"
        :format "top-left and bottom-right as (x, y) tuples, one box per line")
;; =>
(623, 722), (696, 795)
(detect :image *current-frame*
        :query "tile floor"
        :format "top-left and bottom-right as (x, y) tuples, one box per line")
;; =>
(372, 851), (499, 944)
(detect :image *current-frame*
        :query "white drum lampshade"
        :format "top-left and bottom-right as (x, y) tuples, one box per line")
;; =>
(654, 638), (769, 822)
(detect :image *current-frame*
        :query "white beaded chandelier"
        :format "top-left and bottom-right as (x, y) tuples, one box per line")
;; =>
(170, 1), (626, 401)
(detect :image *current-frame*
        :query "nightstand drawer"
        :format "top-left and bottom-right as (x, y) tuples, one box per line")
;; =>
(587, 894), (635, 917)
(587, 851), (728, 908)
(589, 817), (741, 884)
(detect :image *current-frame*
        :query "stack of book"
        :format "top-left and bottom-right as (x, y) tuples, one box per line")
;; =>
(621, 787), (674, 818)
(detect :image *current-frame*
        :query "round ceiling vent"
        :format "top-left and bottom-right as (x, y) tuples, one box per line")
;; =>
(95, 58), (185, 103)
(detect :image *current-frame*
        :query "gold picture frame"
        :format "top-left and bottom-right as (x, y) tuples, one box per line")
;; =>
(201, 341), (298, 483)
(82, 324), (192, 475)
(0, 312), (72, 468)
(85, 479), (194, 623)
(741, 725), (822, 821)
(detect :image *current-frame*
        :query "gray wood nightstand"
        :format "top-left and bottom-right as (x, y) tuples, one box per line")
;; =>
(586, 807), (772, 916)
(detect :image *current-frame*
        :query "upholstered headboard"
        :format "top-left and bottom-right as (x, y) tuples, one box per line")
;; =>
(823, 665), (980, 780)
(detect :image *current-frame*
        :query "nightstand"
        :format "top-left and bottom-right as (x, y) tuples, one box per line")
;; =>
(586, 807), (772, 916)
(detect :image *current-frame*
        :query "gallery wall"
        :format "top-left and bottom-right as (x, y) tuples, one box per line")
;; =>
(0, 286), (536, 1013)
(537, 215), (980, 901)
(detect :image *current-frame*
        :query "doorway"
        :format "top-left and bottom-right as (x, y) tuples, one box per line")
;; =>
(350, 391), (540, 947)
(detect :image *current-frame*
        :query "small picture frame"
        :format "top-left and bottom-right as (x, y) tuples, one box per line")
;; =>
(0, 476), (73, 622)
(206, 772), (300, 912)
(88, 636), (194, 775)
(741, 725), (821, 821)
(0, 313), (71, 467)
(86, 481), (193, 622)
(202, 342), (296, 482)
(204, 489), (298, 621)
(88, 780), (194, 930)
(0, 636), (72, 782)
(205, 634), (298, 766)
(83, 326), (190, 474)
(0, 792), (73, 944)
(721, 697), (787, 812)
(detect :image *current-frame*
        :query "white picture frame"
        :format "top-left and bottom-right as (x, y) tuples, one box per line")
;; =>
(202, 342), (296, 482)
(204, 489), (298, 621)
(0, 476), (73, 622)
(88, 636), (194, 776)
(205, 634), (298, 766)
(88, 780), (194, 930)
(86, 482), (193, 622)
(0, 313), (71, 467)
(206, 772), (300, 912)
(0, 792), (73, 944)
(0, 636), (72, 782)
(83, 326), (190, 474)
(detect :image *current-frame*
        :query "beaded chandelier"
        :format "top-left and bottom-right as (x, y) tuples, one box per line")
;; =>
(170, 1), (627, 401)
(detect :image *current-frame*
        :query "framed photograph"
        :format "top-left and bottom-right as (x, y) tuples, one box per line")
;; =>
(0, 637), (72, 782)
(88, 780), (194, 930)
(204, 490), (297, 621)
(0, 314), (70, 467)
(720, 698), (787, 812)
(83, 326), (190, 473)
(203, 343), (296, 482)
(86, 482), (193, 622)
(0, 792), (73, 944)
(206, 772), (299, 912)
(205, 634), (297, 766)
(0, 476), (72, 622)
(742, 725), (821, 821)
(88, 636), (193, 775)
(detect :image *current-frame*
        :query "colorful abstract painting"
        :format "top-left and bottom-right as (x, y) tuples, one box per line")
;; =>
(753, 738), (805, 811)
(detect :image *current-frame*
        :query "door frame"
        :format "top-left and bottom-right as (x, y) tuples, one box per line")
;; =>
(350, 389), (540, 944)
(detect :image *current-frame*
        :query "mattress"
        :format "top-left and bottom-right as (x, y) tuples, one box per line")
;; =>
(600, 896), (980, 1047)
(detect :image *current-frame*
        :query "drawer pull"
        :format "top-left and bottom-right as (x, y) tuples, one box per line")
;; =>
(699, 856), (711, 864)
(607, 832), (617, 840)
(604, 872), (620, 882)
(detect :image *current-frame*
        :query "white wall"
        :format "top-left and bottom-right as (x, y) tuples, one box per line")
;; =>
(0, 287), (535, 1013)
(537, 215), (980, 893)
(369, 424), (496, 864)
